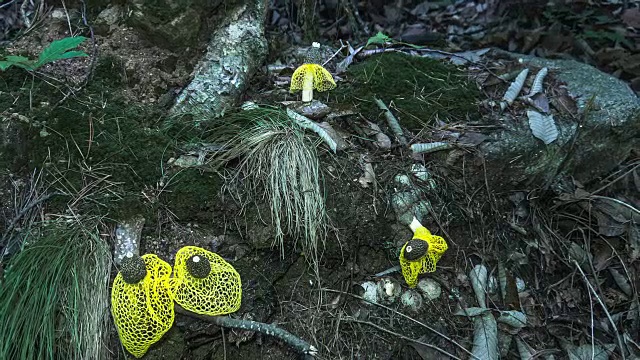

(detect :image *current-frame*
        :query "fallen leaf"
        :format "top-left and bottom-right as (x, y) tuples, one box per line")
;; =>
(609, 268), (632, 297)
(528, 92), (550, 113)
(470, 264), (488, 308)
(564, 343), (615, 360)
(527, 110), (558, 145)
(622, 8), (640, 28)
(457, 132), (489, 146)
(471, 313), (499, 360)
(358, 162), (375, 188)
(551, 85), (579, 116)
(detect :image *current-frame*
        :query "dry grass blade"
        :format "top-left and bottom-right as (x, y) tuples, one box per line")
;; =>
(206, 107), (328, 273)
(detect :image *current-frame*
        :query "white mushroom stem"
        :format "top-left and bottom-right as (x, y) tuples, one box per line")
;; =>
(302, 71), (314, 102)
(409, 217), (422, 234)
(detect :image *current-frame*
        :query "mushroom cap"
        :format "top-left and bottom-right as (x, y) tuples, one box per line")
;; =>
(403, 239), (429, 261)
(186, 254), (211, 279)
(120, 253), (147, 284)
(290, 63), (336, 93)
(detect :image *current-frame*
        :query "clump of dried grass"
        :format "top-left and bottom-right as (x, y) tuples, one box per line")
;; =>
(207, 106), (328, 272)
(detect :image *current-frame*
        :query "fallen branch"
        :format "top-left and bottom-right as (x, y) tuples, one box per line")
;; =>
(175, 305), (317, 358)
(374, 97), (407, 146)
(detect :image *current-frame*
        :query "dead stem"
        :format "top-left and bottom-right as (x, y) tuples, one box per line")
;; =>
(343, 318), (462, 360)
(574, 260), (626, 359)
(322, 288), (476, 359)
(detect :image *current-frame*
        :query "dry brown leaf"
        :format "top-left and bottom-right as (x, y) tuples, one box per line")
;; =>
(551, 85), (578, 116)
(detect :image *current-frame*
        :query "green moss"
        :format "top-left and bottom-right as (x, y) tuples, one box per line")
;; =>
(331, 52), (480, 131)
(161, 168), (222, 222)
(0, 56), (205, 220)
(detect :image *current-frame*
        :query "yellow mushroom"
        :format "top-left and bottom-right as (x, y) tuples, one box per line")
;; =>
(290, 57), (336, 102)
(399, 217), (448, 288)
(110, 254), (175, 358)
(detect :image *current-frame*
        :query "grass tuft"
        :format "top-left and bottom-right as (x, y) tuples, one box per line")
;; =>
(0, 219), (110, 360)
(206, 106), (328, 271)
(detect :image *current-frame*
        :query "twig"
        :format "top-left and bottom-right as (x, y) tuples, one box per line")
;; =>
(175, 305), (317, 357)
(591, 162), (640, 195)
(322, 288), (476, 359)
(80, 0), (98, 87)
(374, 97), (407, 146)
(574, 260), (626, 359)
(374, 265), (401, 277)
(590, 195), (640, 215)
(0, 192), (65, 250)
(322, 43), (346, 66)
(343, 318), (462, 360)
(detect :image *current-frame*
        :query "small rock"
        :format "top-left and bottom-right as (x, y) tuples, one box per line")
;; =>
(394, 174), (411, 186)
(170, 155), (203, 168)
(417, 278), (442, 300)
(359, 281), (378, 305)
(401, 289), (424, 313)
(292, 100), (331, 120)
(94, 5), (124, 35)
(516, 277), (526, 292)
(400, 24), (443, 45)
(51, 8), (79, 21)
(397, 200), (430, 226)
(391, 191), (420, 214)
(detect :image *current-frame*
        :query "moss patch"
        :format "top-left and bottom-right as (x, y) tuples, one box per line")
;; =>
(161, 168), (221, 222)
(0, 56), (208, 221)
(331, 52), (480, 131)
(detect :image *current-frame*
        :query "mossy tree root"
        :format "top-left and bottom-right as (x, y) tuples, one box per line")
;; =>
(175, 305), (317, 358)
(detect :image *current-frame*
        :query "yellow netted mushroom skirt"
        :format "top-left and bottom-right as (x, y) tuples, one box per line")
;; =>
(170, 246), (242, 316)
(400, 226), (448, 288)
(111, 254), (175, 358)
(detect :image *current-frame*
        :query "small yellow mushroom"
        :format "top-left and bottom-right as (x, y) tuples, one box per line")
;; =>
(399, 217), (448, 288)
(290, 44), (336, 102)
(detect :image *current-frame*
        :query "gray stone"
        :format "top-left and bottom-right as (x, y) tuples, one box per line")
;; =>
(94, 5), (124, 35)
(478, 50), (640, 189)
(171, 1), (267, 117)
(292, 100), (331, 120)
(127, 0), (223, 50)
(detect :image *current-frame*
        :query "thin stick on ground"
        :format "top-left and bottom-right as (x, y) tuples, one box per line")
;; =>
(175, 305), (317, 357)
(344, 318), (462, 360)
(322, 288), (476, 359)
(574, 260), (626, 360)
